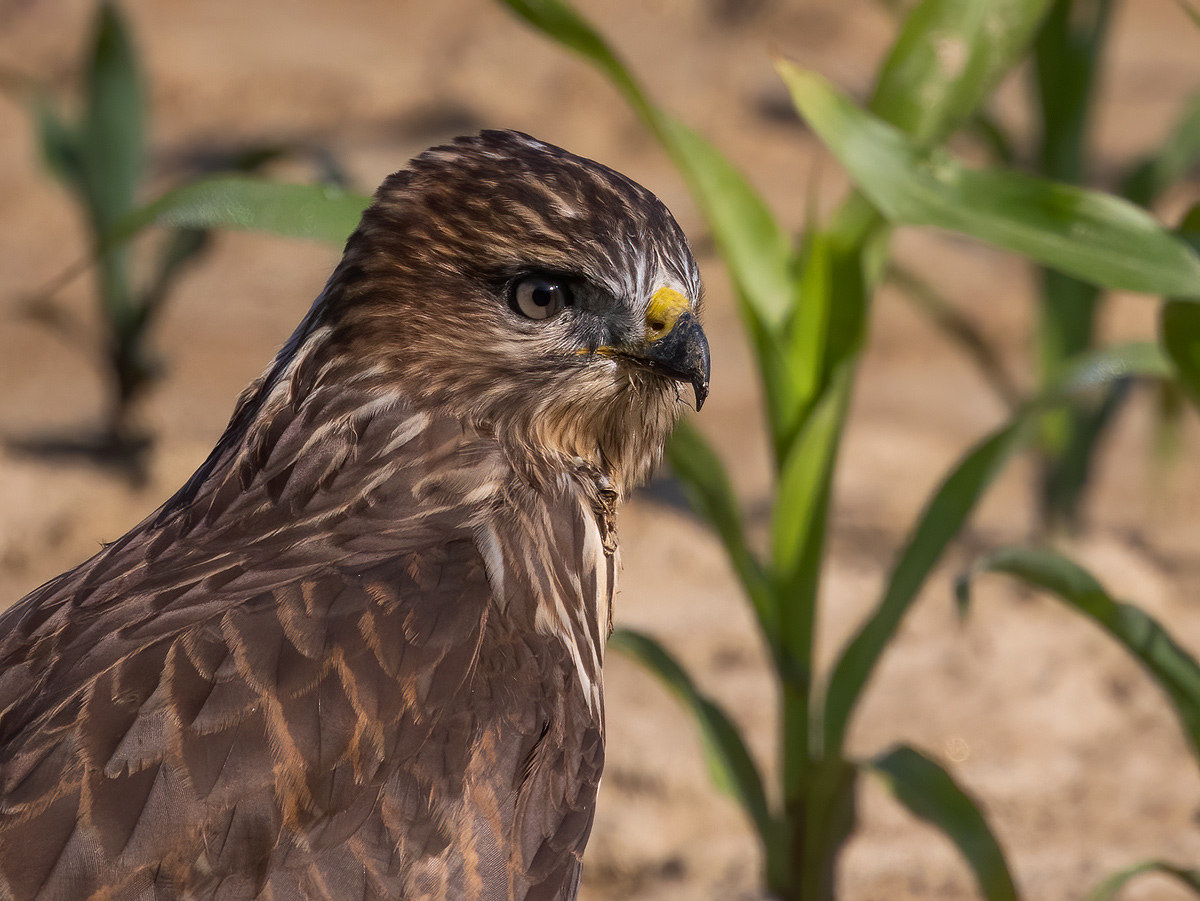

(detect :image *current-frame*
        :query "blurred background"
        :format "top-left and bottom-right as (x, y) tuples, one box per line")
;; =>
(2, 1), (1200, 898)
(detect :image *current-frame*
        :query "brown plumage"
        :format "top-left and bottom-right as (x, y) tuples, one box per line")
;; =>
(0, 131), (708, 899)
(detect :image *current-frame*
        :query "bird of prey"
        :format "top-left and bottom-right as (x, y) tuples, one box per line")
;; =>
(0, 130), (708, 899)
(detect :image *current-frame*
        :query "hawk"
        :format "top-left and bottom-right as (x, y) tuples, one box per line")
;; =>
(0, 130), (708, 899)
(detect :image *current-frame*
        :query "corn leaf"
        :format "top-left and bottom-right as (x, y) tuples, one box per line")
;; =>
(869, 745), (1018, 901)
(777, 63), (1200, 299)
(1163, 300), (1200, 407)
(1121, 92), (1200, 207)
(499, 0), (793, 326)
(108, 176), (370, 248)
(658, 115), (794, 328)
(771, 367), (849, 634)
(822, 419), (1022, 756)
(31, 95), (83, 188)
(822, 342), (1170, 756)
(956, 546), (1200, 759)
(667, 420), (774, 639)
(871, 0), (1052, 148)
(1087, 859), (1200, 901)
(81, 1), (145, 233)
(608, 628), (777, 849)
(1164, 206), (1200, 406)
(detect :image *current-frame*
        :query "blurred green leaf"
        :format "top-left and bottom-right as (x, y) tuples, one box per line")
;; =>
(871, 0), (1052, 148)
(1033, 0), (1114, 184)
(500, 0), (651, 121)
(958, 546), (1200, 758)
(499, 0), (793, 325)
(777, 63), (1200, 299)
(1051, 341), (1171, 393)
(1164, 205), (1200, 406)
(1087, 859), (1200, 901)
(870, 745), (1018, 901)
(109, 176), (370, 247)
(772, 368), (848, 611)
(1121, 92), (1200, 207)
(823, 417), (1023, 756)
(969, 110), (1018, 167)
(822, 341), (1169, 756)
(81, 1), (145, 233)
(31, 95), (83, 187)
(1182, 0), (1200, 32)
(667, 420), (774, 638)
(609, 628), (777, 848)
(659, 116), (794, 327)
(1038, 377), (1130, 529)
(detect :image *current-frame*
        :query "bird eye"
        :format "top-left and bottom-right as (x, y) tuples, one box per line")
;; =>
(511, 275), (572, 321)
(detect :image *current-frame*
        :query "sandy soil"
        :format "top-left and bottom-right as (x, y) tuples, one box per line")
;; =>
(2, 1), (1200, 898)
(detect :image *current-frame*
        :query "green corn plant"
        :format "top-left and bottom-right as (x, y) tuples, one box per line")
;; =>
(804, 64), (1200, 901)
(24, 0), (166, 464)
(956, 546), (1200, 899)
(18, 1), (350, 474)
(884, 0), (1200, 531)
(497, 0), (1058, 897)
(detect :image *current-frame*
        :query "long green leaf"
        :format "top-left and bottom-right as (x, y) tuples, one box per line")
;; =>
(777, 63), (1200, 299)
(32, 95), (83, 188)
(81, 1), (145, 233)
(772, 368), (850, 622)
(870, 745), (1018, 901)
(822, 343), (1170, 757)
(1164, 206), (1200, 407)
(108, 176), (370, 248)
(823, 419), (1022, 756)
(1121, 92), (1200, 207)
(871, 0), (1052, 148)
(658, 116), (794, 327)
(1087, 859), (1200, 901)
(956, 546), (1200, 759)
(498, 0), (793, 326)
(667, 420), (774, 639)
(1163, 300), (1200, 407)
(608, 628), (776, 848)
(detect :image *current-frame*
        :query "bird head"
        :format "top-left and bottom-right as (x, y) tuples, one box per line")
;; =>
(311, 130), (708, 496)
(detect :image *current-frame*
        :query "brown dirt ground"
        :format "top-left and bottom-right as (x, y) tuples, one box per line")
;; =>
(3, 1), (1200, 898)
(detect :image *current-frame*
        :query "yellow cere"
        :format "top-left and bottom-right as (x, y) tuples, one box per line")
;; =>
(645, 286), (690, 343)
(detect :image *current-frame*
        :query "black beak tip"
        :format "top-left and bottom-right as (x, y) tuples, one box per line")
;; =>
(631, 309), (711, 412)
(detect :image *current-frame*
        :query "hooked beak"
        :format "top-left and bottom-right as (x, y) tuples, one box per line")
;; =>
(623, 286), (711, 410)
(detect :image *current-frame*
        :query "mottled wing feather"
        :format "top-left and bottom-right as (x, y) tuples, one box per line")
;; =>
(0, 390), (603, 900)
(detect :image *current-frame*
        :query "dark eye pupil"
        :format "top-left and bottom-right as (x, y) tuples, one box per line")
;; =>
(512, 274), (573, 321)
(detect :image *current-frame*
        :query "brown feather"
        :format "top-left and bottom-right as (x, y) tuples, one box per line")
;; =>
(0, 130), (703, 900)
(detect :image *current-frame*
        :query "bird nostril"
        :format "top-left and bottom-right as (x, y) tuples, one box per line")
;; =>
(647, 317), (666, 337)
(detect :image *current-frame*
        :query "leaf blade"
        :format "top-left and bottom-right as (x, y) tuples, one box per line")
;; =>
(108, 176), (371, 248)
(666, 420), (774, 639)
(80, 1), (145, 232)
(1087, 859), (1200, 901)
(869, 745), (1018, 901)
(498, 0), (792, 325)
(823, 419), (1023, 756)
(871, 0), (1052, 148)
(608, 628), (776, 848)
(778, 63), (1200, 299)
(957, 546), (1200, 759)
(822, 342), (1170, 757)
